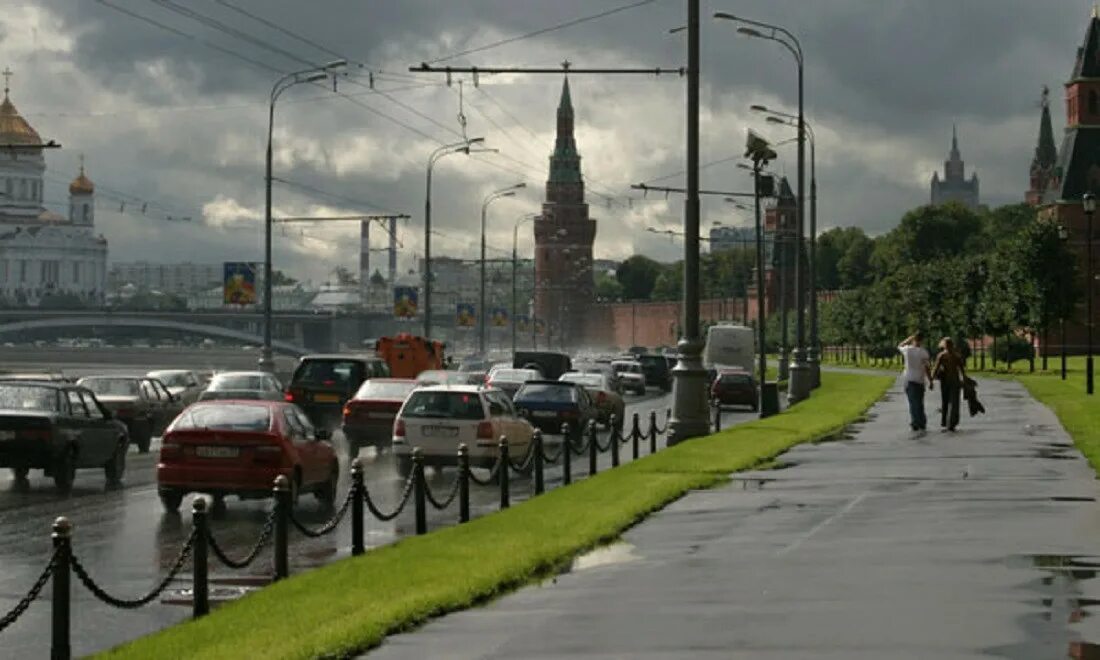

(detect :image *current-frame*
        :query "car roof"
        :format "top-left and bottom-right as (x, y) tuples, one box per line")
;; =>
(212, 371), (269, 378)
(611, 359), (641, 365)
(148, 369), (192, 375)
(0, 380), (65, 389)
(717, 367), (752, 374)
(520, 379), (578, 387)
(191, 398), (283, 408)
(413, 384), (484, 393)
(365, 377), (418, 383)
(300, 353), (382, 362)
(78, 375), (144, 381)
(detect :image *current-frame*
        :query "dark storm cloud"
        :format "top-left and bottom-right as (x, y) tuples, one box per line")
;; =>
(5, 0), (1097, 281)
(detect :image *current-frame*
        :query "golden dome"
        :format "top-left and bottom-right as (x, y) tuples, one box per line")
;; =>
(69, 165), (94, 195)
(0, 93), (42, 147)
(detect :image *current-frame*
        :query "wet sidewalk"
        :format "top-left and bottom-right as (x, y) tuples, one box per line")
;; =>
(367, 378), (1100, 660)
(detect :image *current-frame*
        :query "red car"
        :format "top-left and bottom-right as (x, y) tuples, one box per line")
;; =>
(156, 400), (338, 512)
(711, 369), (759, 411)
(341, 378), (418, 459)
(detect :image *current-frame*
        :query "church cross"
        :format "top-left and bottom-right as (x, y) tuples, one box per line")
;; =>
(2, 67), (11, 96)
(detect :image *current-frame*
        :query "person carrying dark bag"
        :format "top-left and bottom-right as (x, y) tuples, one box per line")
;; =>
(963, 376), (985, 417)
(931, 337), (966, 432)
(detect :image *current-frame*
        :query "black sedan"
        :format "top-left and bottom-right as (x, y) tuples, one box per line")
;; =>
(514, 381), (598, 441)
(0, 382), (129, 492)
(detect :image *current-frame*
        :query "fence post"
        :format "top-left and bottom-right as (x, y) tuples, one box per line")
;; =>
(51, 517), (71, 660)
(649, 410), (658, 454)
(457, 444), (470, 523)
(350, 459), (364, 557)
(191, 499), (209, 619)
(631, 412), (640, 460)
(562, 423), (572, 485)
(587, 420), (598, 476)
(609, 415), (620, 467)
(498, 437), (510, 510)
(273, 475), (290, 581)
(533, 431), (544, 495)
(413, 448), (426, 535)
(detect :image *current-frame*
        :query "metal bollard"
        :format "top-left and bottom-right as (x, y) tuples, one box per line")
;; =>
(413, 448), (427, 535)
(51, 517), (71, 660)
(191, 499), (209, 619)
(498, 437), (510, 510)
(562, 423), (572, 485)
(350, 459), (365, 557)
(273, 475), (290, 581)
(649, 410), (658, 454)
(533, 431), (545, 495)
(588, 420), (598, 476)
(609, 415), (620, 467)
(457, 444), (470, 523)
(631, 412), (640, 460)
(713, 399), (722, 432)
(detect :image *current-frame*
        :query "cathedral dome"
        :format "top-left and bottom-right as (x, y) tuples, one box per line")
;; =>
(0, 92), (42, 147)
(69, 167), (94, 195)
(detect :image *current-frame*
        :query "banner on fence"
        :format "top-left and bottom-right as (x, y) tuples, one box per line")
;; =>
(223, 262), (257, 305)
(490, 306), (509, 327)
(456, 302), (476, 328)
(393, 286), (418, 318)
(515, 314), (530, 332)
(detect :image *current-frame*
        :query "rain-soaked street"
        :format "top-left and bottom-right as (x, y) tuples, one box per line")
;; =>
(0, 363), (766, 658)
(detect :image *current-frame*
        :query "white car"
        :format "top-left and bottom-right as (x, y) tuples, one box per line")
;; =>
(610, 360), (647, 396)
(392, 385), (534, 474)
(199, 371), (284, 401)
(147, 369), (205, 406)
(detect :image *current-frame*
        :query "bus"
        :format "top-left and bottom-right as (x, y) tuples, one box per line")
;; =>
(374, 333), (445, 379)
(703, 324), (755, 371)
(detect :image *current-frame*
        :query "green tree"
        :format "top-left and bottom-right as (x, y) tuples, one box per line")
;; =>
(332, 266), (357, 286)
(615, 255), (663, 300)
(369, 270), (386, 287)
(816, 227), (872, 290)
(651, 263), (682, 301)
(837, 232), (874, 288)
(871, 202), (986, 275)
(984, 203), (1036, 246)
(271, 269), (297, 286)
(595, 271), (624, 301)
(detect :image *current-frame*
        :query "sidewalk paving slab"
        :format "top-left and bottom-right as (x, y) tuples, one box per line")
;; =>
(366, 378), (1100, 660)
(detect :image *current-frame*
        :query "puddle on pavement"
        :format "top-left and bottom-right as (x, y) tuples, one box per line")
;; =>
(1070, 641), (1100, 658)
(1049, 496), (1096, 503)
(569, 542), (641, 572)
(997, 555), (1100, 659)
(1035, 446), (1078, 460)
(766, 460), (799, 471)
(1007, 554), (1100, 581)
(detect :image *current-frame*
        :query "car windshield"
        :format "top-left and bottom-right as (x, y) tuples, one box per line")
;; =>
(402, 391), (484, 420)
(561, 373), (603, 389)
(516, 383), (578, 403)
(720, 373), (753, 385)
(416, 370), (465, 385)
(211, 375), (264, 391)
(293, 360), (362, 386)
(172, 404), (271, 432)
(0, 385), (57, 412)
(356, 380), (418, 400)
(149, 372), (190, 388)
(491, 369), (536, 382)
(612, 363), (640, 374)
(639, 355), (666, 368)
(80, 378), (140, 396)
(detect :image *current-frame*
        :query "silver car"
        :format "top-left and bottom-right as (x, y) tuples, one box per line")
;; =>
(147, 369), (205, 406)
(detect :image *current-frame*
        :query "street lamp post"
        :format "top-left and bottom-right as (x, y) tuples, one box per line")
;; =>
(1085, 192), (1096, 395)
(512, 213), (537, 358)
(717, 12), (811, 403)
(423, 138), (485, 341)
(1058, 224), (1070, 381)
(480, 184), (525, 355)
(260, 60), (346, 373)
(667, 0), (711, 445)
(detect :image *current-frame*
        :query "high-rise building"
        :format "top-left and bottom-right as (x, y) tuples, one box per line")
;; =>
(1026, 86), (1058, 207)
(930, 126), (980, 209)
(533, 78), (596, 346)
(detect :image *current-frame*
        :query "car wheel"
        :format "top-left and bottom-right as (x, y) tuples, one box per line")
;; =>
(52, 448), (77, 493)
(134, 419), (153, 453)
(159, 488), (183, 512)
(315, 463), (338, 506)
(104, 439), (126, 486)
(11, 467), (29, 483)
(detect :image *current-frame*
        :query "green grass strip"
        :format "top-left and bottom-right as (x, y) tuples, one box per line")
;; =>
(100, 372), (891, 660)
(1017, 371), (1100, 473)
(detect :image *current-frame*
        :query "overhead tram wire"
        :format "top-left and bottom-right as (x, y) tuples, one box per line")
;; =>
(425, 0), (663, 64)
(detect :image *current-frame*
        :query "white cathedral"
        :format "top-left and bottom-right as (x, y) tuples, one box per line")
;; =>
(0, 75), (107, 305)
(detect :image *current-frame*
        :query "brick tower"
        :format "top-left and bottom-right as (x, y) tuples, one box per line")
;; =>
(533, 77), (596, 347)
(1026, 86), (1058, 207)
(763, 177), (798, 315)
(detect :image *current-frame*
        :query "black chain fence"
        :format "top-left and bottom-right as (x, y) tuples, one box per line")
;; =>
(363, 471), (416, 522)
(209, 512), (275, 569)
(70, 528), (197, 609)
(0, 548), (57, 634)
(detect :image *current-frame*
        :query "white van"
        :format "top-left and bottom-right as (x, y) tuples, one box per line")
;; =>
(704, 324), (755, 370)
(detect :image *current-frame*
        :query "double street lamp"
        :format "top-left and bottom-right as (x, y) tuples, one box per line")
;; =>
(480, 183), (526, 354)
(260, 60), (346, 373)
(512, 213), (538, 358)
(716, 12), (811, 403)
(423, 137), (487, 340)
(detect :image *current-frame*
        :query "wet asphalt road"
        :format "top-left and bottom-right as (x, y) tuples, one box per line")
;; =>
(0, 381), (765, 658)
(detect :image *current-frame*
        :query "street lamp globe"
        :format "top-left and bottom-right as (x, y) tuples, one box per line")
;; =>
(1084, 192), (1097, 214)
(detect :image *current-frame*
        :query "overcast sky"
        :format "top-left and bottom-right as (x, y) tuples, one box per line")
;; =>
(0, 0), (1092, 283)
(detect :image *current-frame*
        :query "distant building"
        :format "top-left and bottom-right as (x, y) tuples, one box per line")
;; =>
(930, 126), (980, 209)
(0, 73), (108, 304)
(415, 255), (534, 322)
(1026, 86), (1058, 207)
(708, 224), (754, 253)
(108, 262), (222, 295)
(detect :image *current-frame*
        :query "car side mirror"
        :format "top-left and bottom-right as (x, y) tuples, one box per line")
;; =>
(315, 428), (332, 441)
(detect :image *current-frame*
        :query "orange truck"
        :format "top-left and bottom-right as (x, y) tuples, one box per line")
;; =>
(374, 334), (445, 379)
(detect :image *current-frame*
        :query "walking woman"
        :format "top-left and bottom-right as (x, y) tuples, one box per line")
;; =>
(932, 337), (966, 432)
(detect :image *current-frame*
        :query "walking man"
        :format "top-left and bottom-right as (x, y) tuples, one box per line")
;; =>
(898, 332), (932, 431)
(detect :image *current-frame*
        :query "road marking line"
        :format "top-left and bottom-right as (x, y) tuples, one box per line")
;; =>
(776, 491), (870, 556)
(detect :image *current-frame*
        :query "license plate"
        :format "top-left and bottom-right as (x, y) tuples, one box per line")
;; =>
(313, 393), (340, 403)
(196, 446), (239, 458)
(422, 425), (459, 438)
(532, 411), (558, 418)
(0, 431), (13, 441)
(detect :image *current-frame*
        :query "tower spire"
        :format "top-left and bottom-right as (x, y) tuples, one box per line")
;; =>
(951, 123), (959, 158)
(1, 67), (11, 99)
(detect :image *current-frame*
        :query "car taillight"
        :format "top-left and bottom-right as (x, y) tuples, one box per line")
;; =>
(284, 391), (294, 402)
(342, 403), (352, 418)
(160, 441), (182, 460)
(597, 391), (607, 405)
(254, 444), (282, 465)
(394, 418), (406, 438)
(476, 420), (494, 439)
(560, 410), (578, 419)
